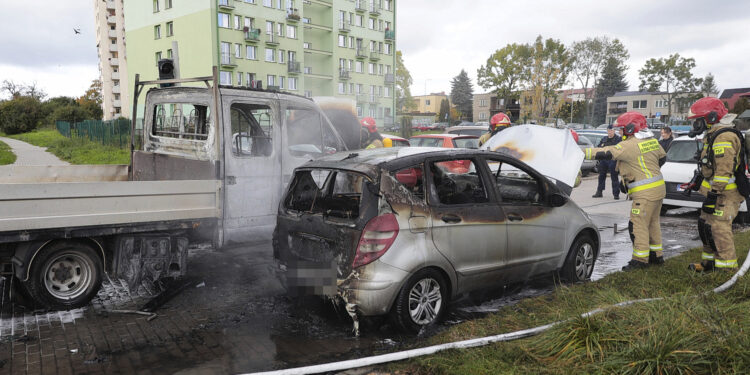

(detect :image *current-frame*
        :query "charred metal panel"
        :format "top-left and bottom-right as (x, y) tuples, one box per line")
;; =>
(111, 234), (188, 289)
(132, 151), (217, 181)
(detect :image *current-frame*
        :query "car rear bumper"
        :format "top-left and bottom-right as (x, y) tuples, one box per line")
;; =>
(338, 261), (409, 316)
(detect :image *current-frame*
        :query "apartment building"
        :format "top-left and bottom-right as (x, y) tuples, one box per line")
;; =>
(406, 92), (448, 114)
(605, 91), (697, 124)
(472, 93), (520, 123)
(93, 0), (129, 120)
(122, 0), (396, 128)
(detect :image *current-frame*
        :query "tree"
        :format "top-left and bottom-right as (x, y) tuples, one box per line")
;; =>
(731, 97), (749, 115)
(476, 43), (532, 108)
(436, 99), (450, 123)
(450, 70), (473, 121)
(522, 36), (571, 121)
(570, 37), (628, 124)
(638, 53), (702, 119)
(395, 50), (415, 112)
(0, 96), (44, 134)
(77, 79), (103, 120)
(1, 80), (25, 98)
(593, 57), (629, 124)
(701, 73), (719, 97)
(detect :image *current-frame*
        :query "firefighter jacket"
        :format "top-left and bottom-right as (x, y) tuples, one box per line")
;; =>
(365, 138), (384, 149)
(585, 134), (666, 201)
(478, 132), (493, 147)
(698, 125), (744, 203)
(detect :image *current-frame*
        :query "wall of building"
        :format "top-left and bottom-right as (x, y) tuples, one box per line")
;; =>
(473, 93), (491, 122)
(94, 0), (129, 120)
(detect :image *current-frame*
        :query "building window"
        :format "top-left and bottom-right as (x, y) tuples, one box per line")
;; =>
(245, 17), (254, 29)
(155, 51), (162, 65)
(655, 99), (667, 108)
(368, 63), (374, 74)
(218, 13), (230, 28)
(357, 106), (363, 117)
(338, 35), (346, 47)
(234, 15), (242, 30)
(153, 0), (159, 12)
(235, 43), (242, 58)
(263, 0), (272, 7)
(265, 48), (275, 62)
(220, 71), (232, 85)
(384, 43), (391, 55)
(267, 75), (276, 87)
(384, 86), (391, 97)
(378, 64), (383, 75)
(165, 0), (172, 9)
(355, 15), (362, 27)
(426, 99), (431, 106)
(632, 100), (648, 109)
(338, 82), (345, 94)
(288, 50), (296, 62)
(356, 84), (362, 94)
(167, 48), (173, 59)
(237, 72), (243, 86)
(289, 77), (297, 90)
(384, 0), (391, 11)
(246, 45), (256, 60)
(266, 21), (274, 34)
(356, 61), (363, 73)
(279, 76), (285, 89)
(349, 36), (355, 49)
(154, 25), (161, 39)
(276, 23), (284, 36)
(286, 25), (296, 39)
(220, 42), (231, 64)
(166, 21), (173, 36)
(349, 83), (354, 93)
(278, 49), (285, 63)
(368, 18), (375, 29)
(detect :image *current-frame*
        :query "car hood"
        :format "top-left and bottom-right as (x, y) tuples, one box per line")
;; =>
(483, 125), (584, 187)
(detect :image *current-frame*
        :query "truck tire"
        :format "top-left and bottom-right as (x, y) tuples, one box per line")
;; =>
(560, 235), (596, 282)
(23, 241), (103, 309)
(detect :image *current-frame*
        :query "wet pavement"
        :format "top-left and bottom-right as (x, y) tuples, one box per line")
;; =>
(0, 177), (714, 374)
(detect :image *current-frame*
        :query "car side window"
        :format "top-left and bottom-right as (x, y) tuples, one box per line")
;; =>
(392, 164), (425, 201)
(485, 158), (542, 204)
(429, 159), (488, 205)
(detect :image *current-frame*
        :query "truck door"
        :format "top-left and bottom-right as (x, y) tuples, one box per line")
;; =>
(222, 98), (282, 244)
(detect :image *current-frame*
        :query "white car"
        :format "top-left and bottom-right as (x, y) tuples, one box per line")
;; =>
(661, 135), (748, 215)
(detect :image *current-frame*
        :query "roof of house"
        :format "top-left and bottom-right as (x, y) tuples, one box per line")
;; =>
(719, 88), (750, 99)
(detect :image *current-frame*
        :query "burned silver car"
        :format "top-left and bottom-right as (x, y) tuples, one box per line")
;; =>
(273, 147), (599, 333)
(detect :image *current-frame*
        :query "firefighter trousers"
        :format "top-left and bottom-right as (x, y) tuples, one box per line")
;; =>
(629, 198), (662, 263)
(698, 194), (741, 268)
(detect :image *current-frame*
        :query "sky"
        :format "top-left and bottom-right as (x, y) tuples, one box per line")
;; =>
(1, 0), (749, 99)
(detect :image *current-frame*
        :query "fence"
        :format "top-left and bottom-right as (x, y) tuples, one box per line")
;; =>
(56, 119), (132, 148)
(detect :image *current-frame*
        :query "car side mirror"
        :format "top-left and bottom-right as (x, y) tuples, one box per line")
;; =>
(548, 192), (568, 207)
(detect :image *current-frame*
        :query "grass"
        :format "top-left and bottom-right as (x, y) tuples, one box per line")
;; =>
(389, 230), (750, 374)
(7, 130), (129, 165)
(0, 140), (17, 165)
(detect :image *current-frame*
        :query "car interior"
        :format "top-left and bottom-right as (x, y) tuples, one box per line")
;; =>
(429, 160), (488, 205)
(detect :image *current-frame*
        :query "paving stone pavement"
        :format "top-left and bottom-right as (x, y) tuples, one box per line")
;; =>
(0, 137), (69, 166)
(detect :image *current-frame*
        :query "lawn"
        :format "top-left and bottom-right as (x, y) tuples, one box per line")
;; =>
(0, 140), (16, 165)
(389, 230), (750, 374)
(8, 130), (129, 165)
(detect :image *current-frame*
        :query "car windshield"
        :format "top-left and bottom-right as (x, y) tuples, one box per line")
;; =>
(667, 140), (702, 163)
(453, 138), (478, 149)
(410, 137), (443, 147)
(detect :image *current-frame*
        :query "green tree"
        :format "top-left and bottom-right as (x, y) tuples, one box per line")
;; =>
(638, 53), (702, 119)
(700, 73), (719, 97)
(395, 50), (414, 112)
(41, 96), (78, 126)
(476, 43), (532, 108)
(731, 97), (749, 115)
(570, 37), (628, 125)
(522, 36), (571, 121)
(0, 96), (44, 134)
(450, 70), (473, 121)
(76, 79), (103, 120)
(436, 99), (450, 123)
(593, 57), (629, 124)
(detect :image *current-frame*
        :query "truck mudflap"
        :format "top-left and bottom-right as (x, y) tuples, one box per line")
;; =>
(111, 234), (189, 290)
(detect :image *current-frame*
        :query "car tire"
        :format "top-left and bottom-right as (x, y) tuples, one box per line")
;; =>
(581, 169), (590, 177)
(22, 241), (103, 310)
(560, 235), (596, 282)
(391, 269), (448, 333)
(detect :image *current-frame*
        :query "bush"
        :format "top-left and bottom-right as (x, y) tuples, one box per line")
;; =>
(0, 96), (43, 134)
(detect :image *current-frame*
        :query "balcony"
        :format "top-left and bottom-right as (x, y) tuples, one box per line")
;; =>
(108, 29), (118, 38)
(218, 0), (234, 10)
(369, 50), (380, 60)
(109, 58), (119, 66)
(288, 61), (301, 74)
(608, 108), (626, 115)
(384, 73), (394, 84)
(108, 44), (118, 52)
(385, 29), (395, 40)
(338, 20), (350, 32)
(112, 85), (121, 94)
(339, 69), (350, 80)
(369, 2), (380, 15)
(107, 16), (117, 24)
(220, 53), (237, 68)
(356, 47), (368, 59)
(265, 33), (279, 45)
(111, 72), (120, 80)
(286, 8), (300, 22)
(244, 29), (260, 42)
(355, 0), (366, 12)
(106, 0), (116, 10)
(113, 100), (121, 107)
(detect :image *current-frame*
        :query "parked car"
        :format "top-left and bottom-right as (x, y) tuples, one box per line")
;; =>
(444, 125), (488, 137)
(456, 121), (475, 126)
(576, 135), (597, 176)
(577, 130), (609, 147)
(661, 135), (748, 216)
(274, 148), (600, 332)
(382, 134), (410, 147)
(432, 122), (449, 130)
(410, 134), (479, 173)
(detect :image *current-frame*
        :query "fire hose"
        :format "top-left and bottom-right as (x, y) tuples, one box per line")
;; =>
(245, 254), (750, 375)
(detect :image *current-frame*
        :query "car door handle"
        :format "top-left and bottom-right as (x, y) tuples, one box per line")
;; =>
(507, 214), (523, 222)
(441, 215), (462, 224)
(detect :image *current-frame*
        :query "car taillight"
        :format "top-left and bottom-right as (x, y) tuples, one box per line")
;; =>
(352, 213), (399, 269)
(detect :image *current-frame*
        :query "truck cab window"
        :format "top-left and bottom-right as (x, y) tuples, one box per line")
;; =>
(152, 103), (210, 140)
(230, 103), (273, 157)
(286, 108), (326, 157)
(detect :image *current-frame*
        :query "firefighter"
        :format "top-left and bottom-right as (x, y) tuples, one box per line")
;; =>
(478, 112), (511, 147)
(584, 112), (667, 270)
(360, 117), (383, 149)
(687, 97), (743, 272)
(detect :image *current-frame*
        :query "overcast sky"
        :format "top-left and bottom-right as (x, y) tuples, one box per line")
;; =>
(1, 0), (749, 99)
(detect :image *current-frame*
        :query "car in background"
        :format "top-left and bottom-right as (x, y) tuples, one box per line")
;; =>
(432, 122), (449, 130)
(576, 134), (597, 176)
(382, 134), (410, 147)
(456, 121), (475, 127)
(410, 134), (480, 173)
(597, 123), (610, 129)
(274, 148), (599, 332)
(444, 125), (488, 138)
(661, 135), (748, 216)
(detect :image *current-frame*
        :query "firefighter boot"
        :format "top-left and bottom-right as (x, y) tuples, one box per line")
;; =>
(688, 260), (715, 272)
(622, 260), (649, 271)
(649, 252), (664, 265)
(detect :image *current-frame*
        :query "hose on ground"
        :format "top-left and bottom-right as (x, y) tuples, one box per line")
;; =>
(246, 253), (749, 375)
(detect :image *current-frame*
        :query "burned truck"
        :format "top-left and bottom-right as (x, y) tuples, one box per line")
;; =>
(0, 69), (347, 309)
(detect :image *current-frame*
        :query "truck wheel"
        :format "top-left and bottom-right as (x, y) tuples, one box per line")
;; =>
(560, 235), (596, 282)
(391, 269), (448, 333)
(23, 242), (102, 309)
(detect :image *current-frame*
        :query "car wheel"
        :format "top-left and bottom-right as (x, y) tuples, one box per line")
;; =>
(581, 169), (590, 177)
(391, 269), (448, 333)
(560, 235), (596, 282)
(23, 241), (103, 309)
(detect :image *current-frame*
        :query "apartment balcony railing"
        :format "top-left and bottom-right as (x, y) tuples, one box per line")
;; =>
(384, 73), (395, 84)
(369, 2), (380, 15)
(384, 29), (395, 40)
(109, 58), (119, 66)
(339, 69), (350, 80)
(356, 47), (368, 59)
(218, 0), (234, 10)
(113, 100), (121, 107)
(220, 53), (237, 67)
(106, 0), (116, 10)
(244, 29), (260, 42)
(339, 20), (351, 32)
(355, 0), (366, 12)
(111, 72), (120, 80)
(287, 8), (300, 21)
(265, 33), (279, 45)
(108, 30), (118, 38)
(288, 61), (301, 74)
(369, 50), (380, 60)
(108, 44), (118, 52)
(107, 16), (117, 24)
(112, 85), (121, 94)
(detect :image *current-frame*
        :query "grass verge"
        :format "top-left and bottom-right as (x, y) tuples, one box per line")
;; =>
(0, 140), (17, 165)
(390, 230), (750, 374)
(8, 130), (129, 165)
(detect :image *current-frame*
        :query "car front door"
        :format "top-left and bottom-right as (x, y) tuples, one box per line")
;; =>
(427, 156), (507, 292)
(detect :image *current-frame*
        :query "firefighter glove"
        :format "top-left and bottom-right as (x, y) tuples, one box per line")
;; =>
(702, 191), (718, 214)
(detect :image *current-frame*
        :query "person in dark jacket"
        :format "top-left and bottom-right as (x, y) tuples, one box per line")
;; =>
(659, 126), (674, 152)
(592, 125), (622, 199)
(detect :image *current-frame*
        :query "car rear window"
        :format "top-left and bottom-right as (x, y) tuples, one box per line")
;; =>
(284, 169), (370, 219)
(453, 138), (478, 149)
(391, 139), (410, 147)
(410, 137), (443, 147)
(667, 141), (702, 163)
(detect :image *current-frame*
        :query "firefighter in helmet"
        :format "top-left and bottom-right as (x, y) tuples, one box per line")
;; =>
(360, 117), (383, 149)
(478, 112), (511, 147)
(584, 112), (667, 270)
(687, 97), (743, 272)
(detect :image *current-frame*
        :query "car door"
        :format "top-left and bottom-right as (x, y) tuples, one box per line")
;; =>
(483, 156), (567, 281)
(427, 156), (507, 292)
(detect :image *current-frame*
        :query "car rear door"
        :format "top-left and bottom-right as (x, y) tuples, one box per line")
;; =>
(427, 156), (507, 292)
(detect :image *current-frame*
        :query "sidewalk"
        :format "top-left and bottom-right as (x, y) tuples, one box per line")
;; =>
(0, 137), (69, 166)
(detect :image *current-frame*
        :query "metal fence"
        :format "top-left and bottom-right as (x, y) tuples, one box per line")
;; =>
(56, 119), (131, 148)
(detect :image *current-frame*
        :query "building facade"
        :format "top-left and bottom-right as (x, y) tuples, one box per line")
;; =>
(605, 91), (697, 124)
(471, 93), (521, 123)
(93, 0), (129, 120)
(407, 92), (448, 114)
(122, 0), (396, 128)
(472, 93), (491, 122)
